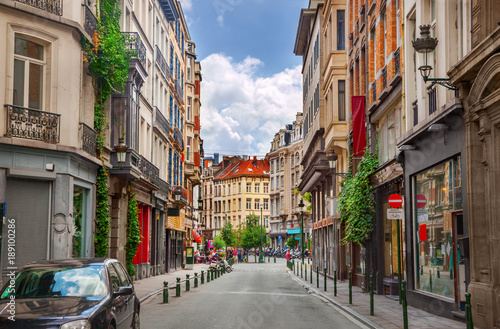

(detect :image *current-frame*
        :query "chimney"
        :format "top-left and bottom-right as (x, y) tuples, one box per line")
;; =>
(253, 156), (257, 160)
(243, 155), (249, 160)
(214, 152), (219, 164)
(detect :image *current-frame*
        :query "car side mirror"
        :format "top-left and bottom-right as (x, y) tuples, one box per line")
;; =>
(113, 286), (133, 297)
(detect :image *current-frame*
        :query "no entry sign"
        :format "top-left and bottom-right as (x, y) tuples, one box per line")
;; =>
(388, 194), (403, 208)
(416, 194), (427, 209)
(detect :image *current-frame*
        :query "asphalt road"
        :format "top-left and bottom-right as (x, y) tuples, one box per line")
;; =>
(140, 259), (363, 329)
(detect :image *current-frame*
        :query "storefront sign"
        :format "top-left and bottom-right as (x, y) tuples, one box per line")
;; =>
(387, 208), (404, 220)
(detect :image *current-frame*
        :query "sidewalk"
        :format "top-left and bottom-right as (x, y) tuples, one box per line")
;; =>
(133, 263), (210, 302)
(288, 264), (465, 329)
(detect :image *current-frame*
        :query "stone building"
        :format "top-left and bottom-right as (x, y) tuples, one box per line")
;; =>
(268, 114), (309, 249)
(448, 1), (500, 327)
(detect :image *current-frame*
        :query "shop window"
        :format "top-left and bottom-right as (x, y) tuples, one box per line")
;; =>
(72, 186), (91, 258)
(413, 156), (462, 299)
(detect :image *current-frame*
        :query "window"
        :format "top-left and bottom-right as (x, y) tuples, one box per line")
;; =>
(238, 198), (241, 210)
(255, 199), (260, 210)
(263, 199), (269, 210)
(337, 10), (345, 50)
(254, 183), (260, 193)
(187, 97), (192, 121)
(263, 183), (269, 193)
(186, 137), (191, 161)
(281, 176), (284, 189)
(238, 183), (241, 193)
(228, 184), (231, 195)
(13, 37), (45, 109)
(246, 183), (252, 193)
(246, 199), (252, 210)
(338, 80), (346, 121)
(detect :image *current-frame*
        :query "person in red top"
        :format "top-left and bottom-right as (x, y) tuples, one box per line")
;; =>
(232, 248), (238, 259)
(285, 249), (291, 260)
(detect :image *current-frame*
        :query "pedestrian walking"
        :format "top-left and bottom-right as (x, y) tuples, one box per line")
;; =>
(285, 249), (291, 260)
(237, 248), (242, 263)
(232, 247), (237, 261)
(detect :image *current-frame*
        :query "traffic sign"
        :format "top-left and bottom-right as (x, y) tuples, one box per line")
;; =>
(416, 194), (427, 209)
(388, 194), (403, 208)
(387, 209), (404, 220)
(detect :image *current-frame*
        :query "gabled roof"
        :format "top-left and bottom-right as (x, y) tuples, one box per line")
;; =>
(215, 158), (270, 180)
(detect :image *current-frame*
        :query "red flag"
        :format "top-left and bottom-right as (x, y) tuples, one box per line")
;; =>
(352, 96), (366, 156)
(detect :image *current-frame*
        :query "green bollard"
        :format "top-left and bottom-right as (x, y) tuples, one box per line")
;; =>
(324, 268), (327, 292)
(211, 268), (214, 281)
(268, 256), (270, 263)
(186, 274), (190, 291)
(301, 264), (303, 278)
(429, 270), (433, 292)
(349, 271), (352, 304)
(370, 275), (374, 316)
(466, 292), (473, 329)
(305, 264), (307, 281)
(317, 267), (319, 288)
(194, 273), (198, 288)
(310, 265), (313, 284)
(437, 269), (440, 278)
(163, 281), (169, 303)
(176, 277), (181, 297)
(334, 270), (337, 296)
(402, 281), (408, 329)
(201, 271), (205, 284)
(274, 257), (276, 263)
(207, 269), (211, 282)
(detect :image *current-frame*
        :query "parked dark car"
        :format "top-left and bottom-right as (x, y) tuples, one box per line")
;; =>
(0, 258), (140, 329)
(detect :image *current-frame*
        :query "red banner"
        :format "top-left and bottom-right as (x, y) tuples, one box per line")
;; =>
(352, 96), (366, 156)
(419, 224), (428, 242)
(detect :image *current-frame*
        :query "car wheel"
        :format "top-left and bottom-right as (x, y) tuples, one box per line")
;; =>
(133, 309), (140, 329)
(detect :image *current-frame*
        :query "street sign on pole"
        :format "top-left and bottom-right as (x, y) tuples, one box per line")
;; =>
(387, 208), (404, 220)
(388, 194), (404, 208)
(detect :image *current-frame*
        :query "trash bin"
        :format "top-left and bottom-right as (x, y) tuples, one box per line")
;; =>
(186, 246), (194, 270)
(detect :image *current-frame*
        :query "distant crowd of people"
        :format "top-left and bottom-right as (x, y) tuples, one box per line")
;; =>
(192, 247), (249, 264)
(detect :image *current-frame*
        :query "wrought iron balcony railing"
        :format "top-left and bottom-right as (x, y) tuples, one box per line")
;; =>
(173, 127), (184, 150)
(395, 48), (400, 74)
(139, 155), (160, 187)
(80, 122), (97, 157)
(5, 104), (60, 143)
(122, 32), (146, 68)
(175, 79), (183, 100)
(154, 106), (172, 138)
(15, 0), (62, 16)
(155, 45), (171, 81)
(83, 4), (98, 38)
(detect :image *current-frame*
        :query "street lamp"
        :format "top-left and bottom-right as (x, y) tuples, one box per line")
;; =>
(298, 198), (305, 264)
(114, 137), (128, 163)
(412, 25), (457, 90)
(259, 205), (264, 263)
(327, 150), (349, 177)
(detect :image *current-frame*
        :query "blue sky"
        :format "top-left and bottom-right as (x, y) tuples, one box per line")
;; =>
(179, 0), (305, 157)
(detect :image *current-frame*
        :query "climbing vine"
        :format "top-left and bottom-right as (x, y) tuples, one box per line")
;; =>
(125, 186), (140, 276)
(338, 149), (379, 246)
(82, 0), (132, 256)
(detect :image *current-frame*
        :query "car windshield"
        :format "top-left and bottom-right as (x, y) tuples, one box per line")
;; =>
(0, 265), (108, 299)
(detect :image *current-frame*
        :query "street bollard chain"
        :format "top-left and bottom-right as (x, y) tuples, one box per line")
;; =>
(163, 281), (168, 303)
(176, 277), (181, 297)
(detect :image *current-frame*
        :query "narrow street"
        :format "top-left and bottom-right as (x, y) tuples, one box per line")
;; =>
(141, 259), (363, 329)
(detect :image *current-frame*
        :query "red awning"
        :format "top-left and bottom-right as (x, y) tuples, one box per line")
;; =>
(193, 231), (202, 243)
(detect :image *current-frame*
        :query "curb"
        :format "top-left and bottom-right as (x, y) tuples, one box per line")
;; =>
(139, 288), (162, 304)
(287, 270), (383, 329)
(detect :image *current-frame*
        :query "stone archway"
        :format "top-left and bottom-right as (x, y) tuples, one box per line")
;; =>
(463, 53), (500, 329)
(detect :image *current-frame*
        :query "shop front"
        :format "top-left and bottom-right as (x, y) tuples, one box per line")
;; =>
(166, 230), (184, 271)
(133, 203), (151, 279)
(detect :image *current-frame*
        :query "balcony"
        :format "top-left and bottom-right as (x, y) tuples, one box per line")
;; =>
(155, 45), (171, 82)
(83, 4), (97, 38)
(15, 0), (62, 16)
(173, 127), (183, 150)
(122, 32), (146, 68)
(175, 79), (183, 100)
(5, 104), (60, 143)
(158, 0), (179, 22)
(154, 106), (171, 138)
(138, 155), (160, 187)
(80, 122), (97, 157)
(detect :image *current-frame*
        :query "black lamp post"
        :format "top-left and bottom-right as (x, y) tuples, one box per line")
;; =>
(327, 150), (348, 177)
(298, 198), (305, 264)
(412, 25), (457, 90)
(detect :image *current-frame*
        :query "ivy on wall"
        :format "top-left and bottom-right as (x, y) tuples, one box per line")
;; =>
(82, 0), (132, 257)
(338, 149), (379, 246)
(125, 186), (140, 276)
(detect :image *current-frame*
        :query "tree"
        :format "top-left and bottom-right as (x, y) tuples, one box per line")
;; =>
(241, 214), (266, 262)
(213, 236), (226, 250)
(220, 220), (236, 247)
(286, 236), (296, 249)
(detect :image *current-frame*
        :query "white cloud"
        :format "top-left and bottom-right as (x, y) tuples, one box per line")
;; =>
(200, 54), (302, 158)
(178, 0), (193, 11)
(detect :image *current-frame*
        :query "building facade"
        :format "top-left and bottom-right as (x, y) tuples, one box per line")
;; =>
(400, 0), (469, 319)
(448, 1), (500, 327)
(0, 0), (100, 283)
(268, 114), (309, 249)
